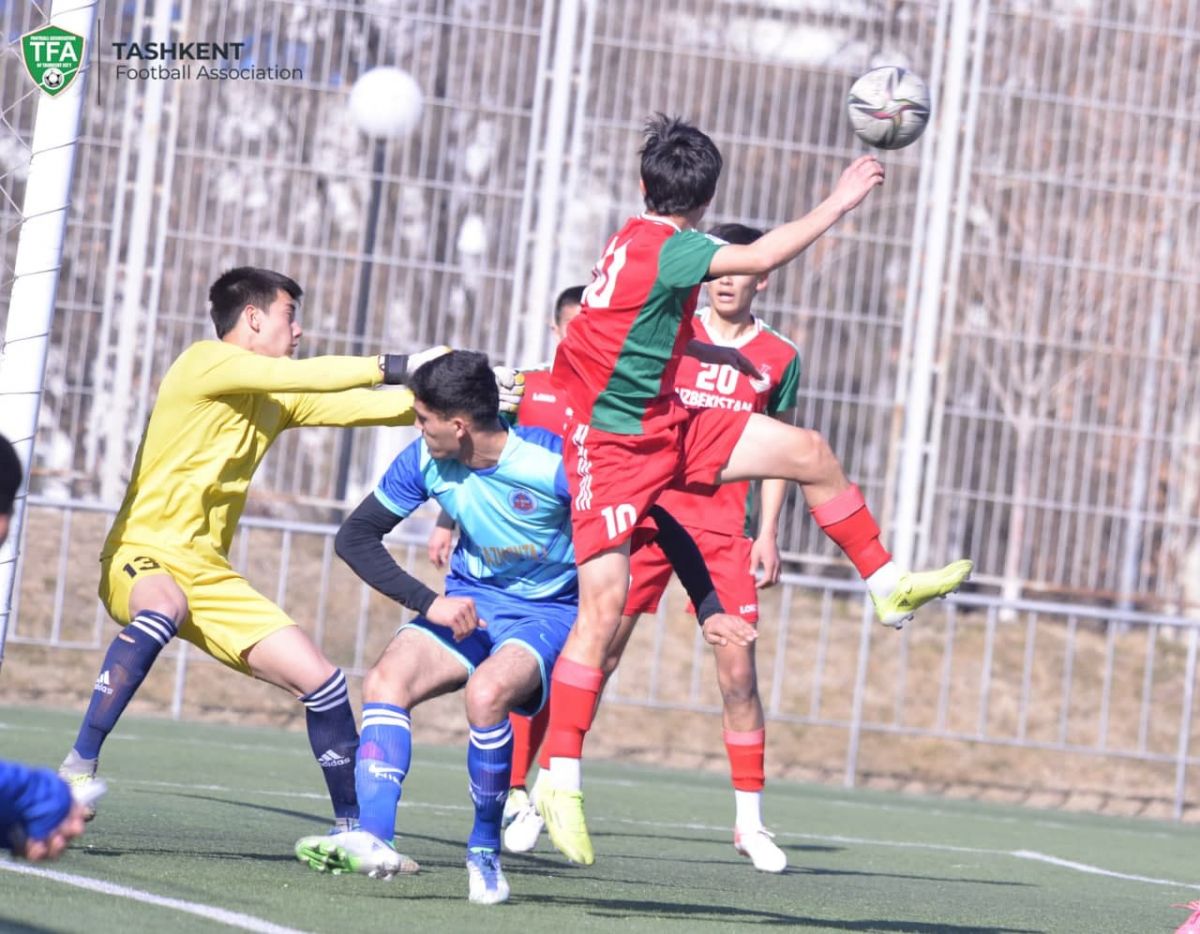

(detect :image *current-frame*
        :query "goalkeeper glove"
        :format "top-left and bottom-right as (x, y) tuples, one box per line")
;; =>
(379, 345), (451, 385)
(494, 366), (525, 415)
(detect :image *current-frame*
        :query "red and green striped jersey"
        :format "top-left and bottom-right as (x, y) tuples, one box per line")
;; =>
(657, 309), (801, 536)
(552, 215), (723, 435)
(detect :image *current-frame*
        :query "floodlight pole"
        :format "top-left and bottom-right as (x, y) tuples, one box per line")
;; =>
(0, 0), (98, 673)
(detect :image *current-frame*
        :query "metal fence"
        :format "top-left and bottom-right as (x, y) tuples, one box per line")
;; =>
(1, 0), (1198, 816)
(9, 496), (1198, 817)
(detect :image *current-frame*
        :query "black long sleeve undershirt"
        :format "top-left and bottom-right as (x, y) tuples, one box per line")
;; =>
(646, 505), (725, 623)
(335, 494), (439, 615)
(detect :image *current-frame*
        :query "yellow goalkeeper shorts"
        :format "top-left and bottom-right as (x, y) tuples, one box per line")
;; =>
(99, 545), (294, 675)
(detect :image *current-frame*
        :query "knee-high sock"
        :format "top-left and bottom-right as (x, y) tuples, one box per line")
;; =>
(467, 720), (513, 852)
(300, 669), (359, 820)
(724, 727), (766, 792)
(543, 657), (604, 761)
(73, 611), (178, 760)
(810, 485), (891, 579)
(509, 705), (550, 788)
(356, 703), (411, 841)
(352, 701), (410, 840)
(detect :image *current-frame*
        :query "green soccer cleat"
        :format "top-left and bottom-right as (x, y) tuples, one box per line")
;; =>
(871, 559), (973, 629)
(294, 829), (420, 879)
(537, 785), (594, 865)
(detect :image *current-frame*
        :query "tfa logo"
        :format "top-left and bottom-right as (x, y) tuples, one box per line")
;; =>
(21, 25), (85, 97)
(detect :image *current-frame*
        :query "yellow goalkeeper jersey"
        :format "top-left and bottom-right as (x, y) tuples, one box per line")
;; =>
(102, 340), (414, 562)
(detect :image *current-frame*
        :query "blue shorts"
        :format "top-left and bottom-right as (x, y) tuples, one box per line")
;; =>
(399, 587), (575, 717)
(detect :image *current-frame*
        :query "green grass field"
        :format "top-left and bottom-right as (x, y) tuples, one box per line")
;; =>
(1, 706), (1196, 933)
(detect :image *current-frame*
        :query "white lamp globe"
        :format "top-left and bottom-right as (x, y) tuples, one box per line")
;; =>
(349, 67), (424, 139)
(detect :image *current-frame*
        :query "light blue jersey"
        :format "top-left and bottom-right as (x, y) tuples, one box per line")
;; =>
(374, 425), (576, 604)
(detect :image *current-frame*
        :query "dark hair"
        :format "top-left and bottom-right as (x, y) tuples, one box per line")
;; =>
(707, 222), (764, 246)
(554, 285), (585, 324)
(208, 267), (302, 338)
(0, 434), (22, 515)
(408, 351), (499, 426)
(639, 114), (723, 215)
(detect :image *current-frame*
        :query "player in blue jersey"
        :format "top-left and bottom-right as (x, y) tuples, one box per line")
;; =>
(293, 352), (752, 904)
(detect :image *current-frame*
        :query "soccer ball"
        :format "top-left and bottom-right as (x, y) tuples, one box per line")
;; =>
(846, 66), (931, 150)
(43, 67), (65, 91)
(349, 67), (424, 139)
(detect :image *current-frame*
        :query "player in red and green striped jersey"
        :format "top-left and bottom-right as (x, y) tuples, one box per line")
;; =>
(538, 114), (972, 866)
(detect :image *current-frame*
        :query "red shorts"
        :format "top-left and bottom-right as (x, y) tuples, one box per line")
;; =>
(625, 528), (759, 623)
(563, 402), (751, 563)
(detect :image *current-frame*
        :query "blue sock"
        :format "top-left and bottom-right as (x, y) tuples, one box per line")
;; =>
(356, 703), (412, 841)
(300, 669), (359, 821)
(73, 610), (178, 760)
(467, 720), (513, 852)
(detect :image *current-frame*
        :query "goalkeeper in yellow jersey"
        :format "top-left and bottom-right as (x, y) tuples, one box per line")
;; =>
(57, 267), (523, 850)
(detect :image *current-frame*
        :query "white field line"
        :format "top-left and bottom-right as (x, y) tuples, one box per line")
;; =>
(0, 860), (311, 934)
(125, 778), (1200, 894)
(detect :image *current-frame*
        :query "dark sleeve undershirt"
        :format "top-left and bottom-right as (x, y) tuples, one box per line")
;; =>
(334, 494), (439, 615)
(646, 505), (724, 623)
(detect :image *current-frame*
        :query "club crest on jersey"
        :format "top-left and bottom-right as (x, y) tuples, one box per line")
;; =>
(507, 488), (538, 514)
(749, 363), (772, 393)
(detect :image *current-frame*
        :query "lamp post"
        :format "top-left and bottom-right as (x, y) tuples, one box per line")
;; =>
(334, 67), (424, 511)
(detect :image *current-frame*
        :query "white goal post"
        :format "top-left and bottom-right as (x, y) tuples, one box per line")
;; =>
(0, 0), (98, 670)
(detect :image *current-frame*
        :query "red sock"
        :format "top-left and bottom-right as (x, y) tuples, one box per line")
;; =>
(724, 728), (766, 792)
(543, 657), (604, 760)
(810, 484), (891, 579)
(509, 705), (550, 788)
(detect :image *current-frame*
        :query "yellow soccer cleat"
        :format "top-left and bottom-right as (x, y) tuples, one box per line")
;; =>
(871, 559), (973, 629)
(537, 785), (594, 865)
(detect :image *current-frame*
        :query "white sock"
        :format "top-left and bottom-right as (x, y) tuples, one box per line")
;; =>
(549, 756), (582, 792)
(866, 561), (903, 598)
(734, 790), (763, 832)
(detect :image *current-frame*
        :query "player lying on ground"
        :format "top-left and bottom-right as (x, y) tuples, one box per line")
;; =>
(294, 351), (751, 904)
(537, 115), (973, 865)
(56, 267), (522, 841)
(426, 285), (585, 832)
(503, 223), (798, 872)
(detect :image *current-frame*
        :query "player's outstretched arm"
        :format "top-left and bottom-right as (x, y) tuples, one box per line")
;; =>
(708, 155), (884, 279)
(195, 343), (450, 397)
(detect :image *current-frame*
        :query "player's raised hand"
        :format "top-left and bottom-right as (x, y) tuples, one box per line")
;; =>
(701, 613), (758, 648)
(830, 154), (885, 215)
(494, 366), (525, 414)
(427, 594), (486, 641)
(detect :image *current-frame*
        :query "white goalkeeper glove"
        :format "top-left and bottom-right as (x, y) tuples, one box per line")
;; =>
(494, 366), (525, 415)
(379, 345), (451, 384)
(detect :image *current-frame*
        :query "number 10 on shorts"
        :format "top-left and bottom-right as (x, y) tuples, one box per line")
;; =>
(601, 503), (637, 540)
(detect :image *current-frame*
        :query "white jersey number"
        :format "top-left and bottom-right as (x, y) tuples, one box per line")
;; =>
(583, 238), (630, 309)
(601, 503), (637, 540)
(695, 362), (739, 395)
